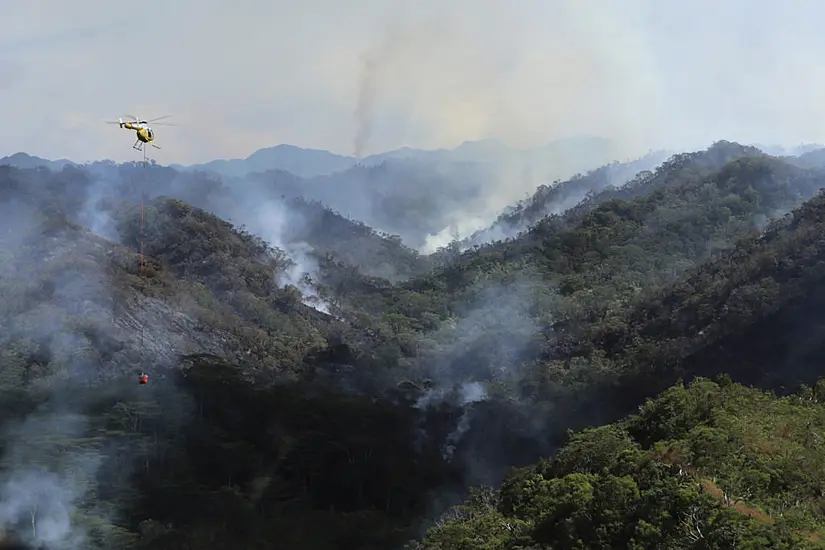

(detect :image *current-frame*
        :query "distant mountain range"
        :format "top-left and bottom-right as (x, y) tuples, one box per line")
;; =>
(171, 136), (632, 179)
(6, 138), (822, 181)
(1, 136), (625, 179)
(0, 152), (76, 171)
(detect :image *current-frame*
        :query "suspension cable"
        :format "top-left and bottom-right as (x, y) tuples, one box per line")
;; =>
(140, 146), (146, 272)
(139, 146), (148, 376)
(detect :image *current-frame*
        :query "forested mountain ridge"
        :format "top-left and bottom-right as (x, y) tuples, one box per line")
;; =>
(474, 140), (767, 252)
(410, 143), (819, 318)
(3, 141), (825, 548)
(416, 152), (825, 548)
(463, 149), (671, 247)
(0, 162), (428, 282)
(439, 140), (760, 257)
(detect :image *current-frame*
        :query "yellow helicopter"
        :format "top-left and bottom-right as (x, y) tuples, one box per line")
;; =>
(106, 114), (174, 151)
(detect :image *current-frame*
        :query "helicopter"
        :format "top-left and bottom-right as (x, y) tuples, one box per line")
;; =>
(107, 114), (174, 151)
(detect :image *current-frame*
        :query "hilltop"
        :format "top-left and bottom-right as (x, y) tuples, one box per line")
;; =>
(4, 140), (825, 548)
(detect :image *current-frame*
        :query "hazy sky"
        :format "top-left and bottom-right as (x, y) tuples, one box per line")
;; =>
(2, 0), (825, 165)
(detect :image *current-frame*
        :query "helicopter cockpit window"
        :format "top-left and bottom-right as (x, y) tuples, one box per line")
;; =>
(148, 129), (153, 139)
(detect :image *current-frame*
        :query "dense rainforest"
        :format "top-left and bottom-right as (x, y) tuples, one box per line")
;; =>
(2, 140), (825, 548)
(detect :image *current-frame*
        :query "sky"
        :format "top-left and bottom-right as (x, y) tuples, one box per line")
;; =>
(2, 0), (825, 165)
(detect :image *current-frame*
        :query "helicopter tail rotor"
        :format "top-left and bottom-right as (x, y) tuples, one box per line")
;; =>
(105, 116), (129, 127)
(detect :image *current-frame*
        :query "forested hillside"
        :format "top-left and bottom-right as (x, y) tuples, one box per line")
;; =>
(3, 141), (825, 548)
(416, 378), (825, 549)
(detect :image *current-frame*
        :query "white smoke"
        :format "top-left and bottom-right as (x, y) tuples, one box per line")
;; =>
(0, 413), (101, 549)
(252, 200), (332, 314)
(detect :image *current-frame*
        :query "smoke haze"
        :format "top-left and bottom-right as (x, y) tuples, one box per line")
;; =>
(2, 0), (825, 164)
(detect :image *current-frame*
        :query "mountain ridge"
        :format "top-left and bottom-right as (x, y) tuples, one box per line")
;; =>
(2, 136), (634, 181)
(171, 135), (625, 179)
(5, 140), (825, 548)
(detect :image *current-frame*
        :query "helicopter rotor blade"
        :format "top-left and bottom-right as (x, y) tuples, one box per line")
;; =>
(148, 115), (172, 123)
